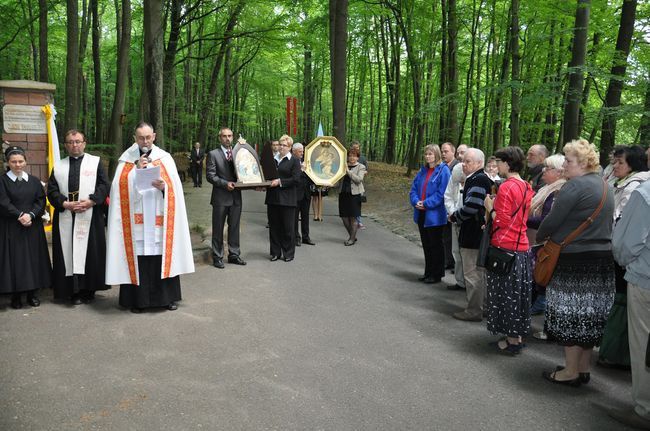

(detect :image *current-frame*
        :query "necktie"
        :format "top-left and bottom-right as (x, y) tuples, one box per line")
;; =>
(16, 175), (23, 182)
(226, 149), (232, 161)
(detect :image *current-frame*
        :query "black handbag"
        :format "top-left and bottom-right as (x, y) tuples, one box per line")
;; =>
(485, 246), (516, 275)
(482, 183), (528, 275)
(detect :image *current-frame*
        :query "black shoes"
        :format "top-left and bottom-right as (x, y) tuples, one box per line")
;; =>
(167, 303), (178, 311)
(284, 257), (294, 262)
(447, 284), (465, 290)
(302, 238), (316, 245)
(228, 256), (247, 266)
(71, 295), (83, 305)
(130, 307), (143, 314)
(542, 370), (582, 387)
(555, 366), (590, 384)
(270, 255), (279, 262)
(213, 259), (225, 269)
(27, 295), (40, 307)
(423, 277), (441, 284)
(295, 241), (302, 247)
(10, 295), (22, 309)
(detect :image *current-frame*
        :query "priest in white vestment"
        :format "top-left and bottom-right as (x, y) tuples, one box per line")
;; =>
(48, 129), (110, 305)
(106, 122), (194, 312)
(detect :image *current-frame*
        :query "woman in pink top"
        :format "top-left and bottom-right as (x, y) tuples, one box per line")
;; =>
(484, 146), (533, 355)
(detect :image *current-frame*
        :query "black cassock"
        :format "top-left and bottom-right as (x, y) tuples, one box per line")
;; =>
(47, 156), (110, 300)
(0, 173), (51, 295)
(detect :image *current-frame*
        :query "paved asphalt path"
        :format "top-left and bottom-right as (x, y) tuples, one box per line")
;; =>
(0, 185), (635, 430)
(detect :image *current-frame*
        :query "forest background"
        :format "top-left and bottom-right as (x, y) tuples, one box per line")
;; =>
(0, 0), (649, 173)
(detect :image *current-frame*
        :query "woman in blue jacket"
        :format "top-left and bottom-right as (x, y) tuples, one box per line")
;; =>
(410, 144), (451, 283)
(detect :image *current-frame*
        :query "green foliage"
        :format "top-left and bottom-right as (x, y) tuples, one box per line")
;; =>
(0, 0), (648, 164)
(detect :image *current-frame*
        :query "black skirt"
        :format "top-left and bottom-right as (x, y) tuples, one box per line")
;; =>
(545, 251), (615, 348)
(338, 192), (362, 217)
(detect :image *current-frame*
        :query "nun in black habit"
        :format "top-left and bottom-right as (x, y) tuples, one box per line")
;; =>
(0, 146), (51, 308)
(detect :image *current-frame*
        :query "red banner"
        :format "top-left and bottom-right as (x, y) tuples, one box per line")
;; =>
(286, 97), (299, 137)
(292, 97), (298, 136)
(286, 97), (291, 135)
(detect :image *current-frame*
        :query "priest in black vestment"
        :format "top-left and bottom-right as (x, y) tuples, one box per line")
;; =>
(47, 130), (110, 305)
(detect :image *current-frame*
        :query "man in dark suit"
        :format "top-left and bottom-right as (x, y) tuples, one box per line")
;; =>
(266, 135), (301, 262)
(292, 143), (315, 246)
(190, 142), (205, 187)
(206, 127), (246, 268)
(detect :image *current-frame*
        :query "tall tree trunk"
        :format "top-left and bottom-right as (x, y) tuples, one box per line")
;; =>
(196, 0), (245, 146)
(492, 6), (511, 152)
(77, 0), (91, 132)
(380, 17), (399, 163)
(38, 0), (48, 81)
(108, 0), (132, 172)
(639, 82), (650, 148)
(438, 0), (448, 143)
(64, 0), (80, 131)
(329, 0), (348, 145)
(509, 0), (520, 146)
(143, 0), (165, 147)
(461, 0), (482, 146)
(446, 0), (458, 144)
(599, 0), (637, 164)
(562, 0), (590, 143)
(579, 32), (600, 133)
(219, 45), (233, 128)
(302, 46), (315, 144)
(20, 0), (38, 80)
(91, 0), (102, 145)
(163, 0), (182, 140)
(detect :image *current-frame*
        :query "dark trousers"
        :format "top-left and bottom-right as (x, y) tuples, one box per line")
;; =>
(418, 215), (445, 279)
(268, 205), (296, 259)
(294, 196), (311, 240)
(191, 164), (203, 186)
(211, 204), (241, 261)
(442, 221), (455, 267)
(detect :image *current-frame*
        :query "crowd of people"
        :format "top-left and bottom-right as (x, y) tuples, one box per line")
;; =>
(2, 127), (648, 428)
(408, 139), (650, 429)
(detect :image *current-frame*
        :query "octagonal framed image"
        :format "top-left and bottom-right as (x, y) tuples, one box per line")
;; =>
(304, 136), (347, 187)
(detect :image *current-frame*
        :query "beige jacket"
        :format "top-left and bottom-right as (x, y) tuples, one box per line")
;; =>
(341, 163), (366, 195)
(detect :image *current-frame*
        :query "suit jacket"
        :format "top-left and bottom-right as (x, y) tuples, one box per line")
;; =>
(297, 168), (313, 203)
(265, 156), (301, 207)
(190, 148), (205, 165)
(206, 147), (242, 206)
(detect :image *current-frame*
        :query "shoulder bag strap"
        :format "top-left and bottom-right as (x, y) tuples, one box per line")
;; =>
(560, 179), (608, 247)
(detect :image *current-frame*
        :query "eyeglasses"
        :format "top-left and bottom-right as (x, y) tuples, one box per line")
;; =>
(65, 140), (84, 145)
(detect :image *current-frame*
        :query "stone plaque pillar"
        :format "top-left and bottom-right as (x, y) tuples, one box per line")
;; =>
(0, 80), (56, 182)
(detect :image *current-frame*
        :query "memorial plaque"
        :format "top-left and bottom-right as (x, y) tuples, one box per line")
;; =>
(2, 104), (47, 134)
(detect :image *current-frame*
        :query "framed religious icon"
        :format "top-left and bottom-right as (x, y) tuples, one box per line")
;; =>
(231, 138), (272, 188)
(304, 136), (347, 187)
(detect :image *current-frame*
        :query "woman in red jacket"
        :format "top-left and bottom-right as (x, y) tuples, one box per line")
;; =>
(484, 146), (533, 355)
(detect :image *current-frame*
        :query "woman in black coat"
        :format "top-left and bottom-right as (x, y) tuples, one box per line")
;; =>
(0, 146), (51, 308)
(265, 135), (301, 262)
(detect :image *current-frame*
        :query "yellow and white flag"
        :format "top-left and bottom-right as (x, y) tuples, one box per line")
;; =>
(42, 104), (60, 231)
